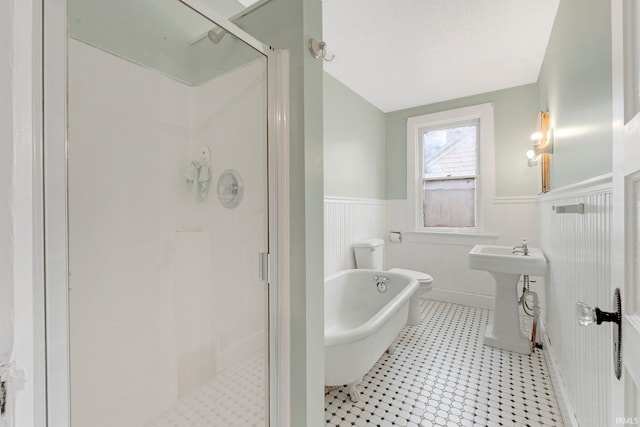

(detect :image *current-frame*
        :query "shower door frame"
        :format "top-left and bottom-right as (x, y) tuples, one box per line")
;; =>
(42, 0), (288, 426)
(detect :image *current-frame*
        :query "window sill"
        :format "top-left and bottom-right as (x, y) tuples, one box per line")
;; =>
(403, 230), (498, 246)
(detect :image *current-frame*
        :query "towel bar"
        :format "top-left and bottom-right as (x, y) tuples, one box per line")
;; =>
(552, 203), (584, 214)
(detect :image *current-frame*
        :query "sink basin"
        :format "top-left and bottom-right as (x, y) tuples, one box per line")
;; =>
(468, 244), (548, 354)
(468, 244), (547, 275)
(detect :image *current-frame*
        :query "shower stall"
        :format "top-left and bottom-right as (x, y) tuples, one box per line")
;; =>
(45, 0), (280, 425)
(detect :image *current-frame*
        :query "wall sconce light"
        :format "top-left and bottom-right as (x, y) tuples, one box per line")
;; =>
(525, 112), (552, 193)
(527, 128), (554, 166)
(531, 128), (554, 155)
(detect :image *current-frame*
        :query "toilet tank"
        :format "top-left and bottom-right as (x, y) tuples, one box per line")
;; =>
(353, 238), (385, 269)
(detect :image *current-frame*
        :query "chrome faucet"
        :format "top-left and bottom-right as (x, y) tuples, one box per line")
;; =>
(374, 275), (389, 283)
(374, 275), (389, 292)
(513, 238), (529, 256)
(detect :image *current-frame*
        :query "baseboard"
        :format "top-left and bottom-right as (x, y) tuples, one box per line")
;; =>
(542, 331), (579, 427)
(426, 289), (493, 310)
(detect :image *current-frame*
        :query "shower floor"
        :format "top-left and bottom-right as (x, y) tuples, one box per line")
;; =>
(146, 350), (266, 427)
(325, 299), (564, 426)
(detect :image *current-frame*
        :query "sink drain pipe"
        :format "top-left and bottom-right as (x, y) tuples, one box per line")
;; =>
(520, 275), (542, 351)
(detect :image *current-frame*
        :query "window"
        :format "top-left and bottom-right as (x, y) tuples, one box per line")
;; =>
(407, 103), (495, 232)
(422, 122), (478, 228)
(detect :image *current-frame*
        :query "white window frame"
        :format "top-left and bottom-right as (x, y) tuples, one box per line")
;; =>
(407, 103), (496, 233)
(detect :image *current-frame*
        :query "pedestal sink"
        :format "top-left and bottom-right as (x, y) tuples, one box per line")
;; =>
(469, 244), (547, 354)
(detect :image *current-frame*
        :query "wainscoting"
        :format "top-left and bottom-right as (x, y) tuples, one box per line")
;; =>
(386, 230), (498, 309)
(324, 197), (386, 276)
(386, 197), (540, 309)
(539, 174), (612, 427)
(325, 196), (540, 309)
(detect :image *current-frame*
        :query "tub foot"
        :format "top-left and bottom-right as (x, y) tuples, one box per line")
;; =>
(347, 382), (361, 402)
(386, 344), (396, 355)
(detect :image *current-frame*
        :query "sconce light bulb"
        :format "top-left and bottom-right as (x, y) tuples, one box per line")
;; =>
(526, 149), (536, 160)
(530, 131), (542, 142)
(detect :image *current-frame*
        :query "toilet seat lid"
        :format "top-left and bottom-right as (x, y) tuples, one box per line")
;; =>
(388, 268), (433, 284)
(352, 238), (385, 248)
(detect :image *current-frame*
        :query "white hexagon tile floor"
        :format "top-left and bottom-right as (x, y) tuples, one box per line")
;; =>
(147, 350), (266, 427)
(324, 299), (563, 427)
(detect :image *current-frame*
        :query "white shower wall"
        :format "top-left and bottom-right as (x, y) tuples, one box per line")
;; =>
(68, 39), (267, 427)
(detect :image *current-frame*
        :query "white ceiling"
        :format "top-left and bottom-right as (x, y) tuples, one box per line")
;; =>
(322, 0), (560, 113)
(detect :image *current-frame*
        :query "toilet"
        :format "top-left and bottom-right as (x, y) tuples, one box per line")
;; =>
(353, 238), (433, 325)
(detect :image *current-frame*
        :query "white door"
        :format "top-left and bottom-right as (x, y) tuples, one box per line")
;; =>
(612, 0), (640, 423)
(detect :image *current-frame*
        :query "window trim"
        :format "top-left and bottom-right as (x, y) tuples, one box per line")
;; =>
(407, 103), (496, 233)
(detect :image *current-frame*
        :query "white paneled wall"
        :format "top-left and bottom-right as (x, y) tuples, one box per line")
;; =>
(539, 175), (612, 427)
(324, 198), (386, 276)
(386, 197), (540, 308)
(385, 231), (497, 308)
(325, 197), (541, 309)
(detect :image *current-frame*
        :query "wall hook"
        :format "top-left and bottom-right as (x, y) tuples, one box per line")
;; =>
(308, 38), (335, 62)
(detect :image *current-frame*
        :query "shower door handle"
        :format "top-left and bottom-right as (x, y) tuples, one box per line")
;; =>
(258, 252), (270, 283)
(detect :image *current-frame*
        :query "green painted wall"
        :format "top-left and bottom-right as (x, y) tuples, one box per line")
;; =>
(238, 1), (325, 425)
(538, 0), (612, 189)
(385, 83), (540, 199)
(323, 72), (386, 199)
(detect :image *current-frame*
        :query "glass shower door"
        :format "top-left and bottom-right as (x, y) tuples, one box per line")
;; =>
(66, 1), (270, 425)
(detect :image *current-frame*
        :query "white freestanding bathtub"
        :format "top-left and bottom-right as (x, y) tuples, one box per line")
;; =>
(324, 269), (418, 402)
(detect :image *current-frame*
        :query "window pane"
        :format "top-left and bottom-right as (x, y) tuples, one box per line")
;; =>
(423, 178), (475, 228)
(423, 124), (477, 178)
